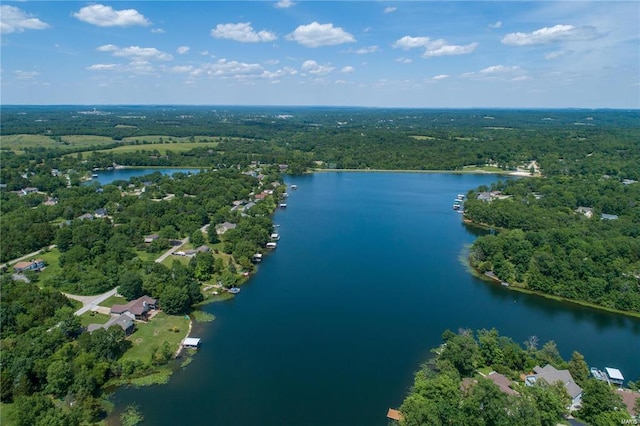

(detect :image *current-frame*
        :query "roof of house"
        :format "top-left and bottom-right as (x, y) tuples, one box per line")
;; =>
(111, 295), (157, 316)
(576, 206), (593, 213)
(530, 365), (582, 399)
(487, 372), (519, 395)
(600, 213), (619, 220)
(615, 389), (640, 416)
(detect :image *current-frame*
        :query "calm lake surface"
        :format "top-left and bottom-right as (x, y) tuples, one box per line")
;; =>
(114, 172), (640, 426)
(92, 167), (201, 185)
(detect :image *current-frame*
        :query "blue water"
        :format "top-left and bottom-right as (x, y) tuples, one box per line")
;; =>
(91, 167), (201, 185)
(114, 172), (640, 425)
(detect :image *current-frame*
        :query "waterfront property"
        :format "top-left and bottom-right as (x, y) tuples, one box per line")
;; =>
(111, 295), (158, 320)
(87, 313), (135, 335)
(487, 372), (519, 396)
(525, 365), (582, 407)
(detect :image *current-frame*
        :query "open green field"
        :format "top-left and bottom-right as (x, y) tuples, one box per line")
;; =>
(121, 312), (189, 363)
(0, 402), (15, 425)
(462, 165), (505, 173)
(1, 134), (120, 153)
(96, 142), (219, 155)
(408, 135), (436, 140)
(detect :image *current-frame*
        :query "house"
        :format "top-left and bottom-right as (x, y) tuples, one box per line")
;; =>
(144, 234), (159, 243)
(615, 389), (640, 417)
(111, 295), (157, 320)
(576, 207), (594, 218)
(20, 187), (39, 196)
(77, 213), (94, 221)
(184, 249), (197, 257)
(622, 179), (637, 185)
(196, 245), (210, 253)
(487, 372), (519, 396)
(13, 259), (45, 273)
(215, 222), (237, 235)
(94, 208), (108, 218)
(477, 191), (494, 202)
(254, 192), (267, 200)
(87, 313), (135, 335)
(600, 213), (619, 220)
(526, 365), (583, 406)
(243, 202), (256, 211)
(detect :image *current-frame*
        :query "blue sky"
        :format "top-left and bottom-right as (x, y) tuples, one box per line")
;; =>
(1, 1), (638, 107)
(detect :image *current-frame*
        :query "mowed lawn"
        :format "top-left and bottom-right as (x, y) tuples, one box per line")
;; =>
(121, 312), (190, 363)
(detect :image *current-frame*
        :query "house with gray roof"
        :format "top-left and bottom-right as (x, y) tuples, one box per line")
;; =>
(87, 313), (135, 335)
(526, 364), (583, 407)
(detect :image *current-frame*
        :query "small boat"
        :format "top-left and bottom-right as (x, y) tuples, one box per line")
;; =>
(291, 184), (297, 190)
(228, 287), (240, 294)
(453, 204), (460, 210)
(92, 174), (99, 178)
(279, 203), (287, 208)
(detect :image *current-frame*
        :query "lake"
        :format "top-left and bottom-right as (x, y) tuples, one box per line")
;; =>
(114, 171), (640, 425)
(91, 167), (202, 185)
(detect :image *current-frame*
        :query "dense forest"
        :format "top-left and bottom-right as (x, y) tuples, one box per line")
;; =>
(397, 329), (637, 426)
(465, 175), (640, 313)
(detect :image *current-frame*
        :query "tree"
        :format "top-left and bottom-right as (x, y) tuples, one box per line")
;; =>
(439, 332), (481, 377)
(118, 271), (143, 301)
(567, 351), (589, 387)
(579, 379), (629, 424)
(160, 285), (190, 315)
(45, 360), (73, 398)
(526, 381), (569, 426)
(121, 404), (144, 426)
(190, 229), (205, 247)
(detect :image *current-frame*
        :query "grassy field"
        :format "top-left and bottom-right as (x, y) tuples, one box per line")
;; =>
(80, 311), (110, 327)
(462, 165), (505, 173)
(1, 134), (120, 153)
(34, 248), (62, 284)
(99, 295), (127, 307)
(96, 142), (219, 155)
(408, 135), (436, 140)
(120, 312), (190, 364)
(0, 402), (15, 425)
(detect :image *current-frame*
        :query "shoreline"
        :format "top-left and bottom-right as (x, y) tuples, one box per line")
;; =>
(313, 168), (536, 177)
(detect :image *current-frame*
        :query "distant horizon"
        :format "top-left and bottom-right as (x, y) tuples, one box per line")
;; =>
(1, 2), (638, 108)
(2, 104), (639, 111)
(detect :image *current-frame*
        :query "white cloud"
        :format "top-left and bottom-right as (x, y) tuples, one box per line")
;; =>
(480, 65), (521, 74)
(286, 22), (356, 47)
(423, 42), (478, 57)
(395, 36), (477, 57)
(97, 44), (173, 61)
(301, 60), (335, 75)
(354, 46), (379, 54)
(177, 46), (190, 55)
(14, 70), (40, 80)
(511, 76), (531, 81)
(395, 57), (412, 63)
(544, 50), (572, 60)
(211, 22), (277, 43)
(393, 36), (432, 50)
(341, 66), (355, 73)
(87, 64), (118, 71)
(502, 24), (604, 46)
(151, 28), (165, 34)
(167, 65), (193, 73)
(489, 21), (502, 29)
(432, 74), (449, 80)
(274, 0), (295, 8)
(0, 6), (50, 34)
(384, 7), (397, 14)
(264, 59), (280, 65)
(73, 4), (150, 27)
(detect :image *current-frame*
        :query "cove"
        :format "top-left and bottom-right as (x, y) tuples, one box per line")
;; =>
(91, 167), (201, 185)
(113, 172), (640, 426)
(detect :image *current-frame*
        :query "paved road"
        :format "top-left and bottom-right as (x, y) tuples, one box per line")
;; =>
(1, 244), (57, 269)
(155, 237), (189, 263)
(68, 288), (118, 316)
